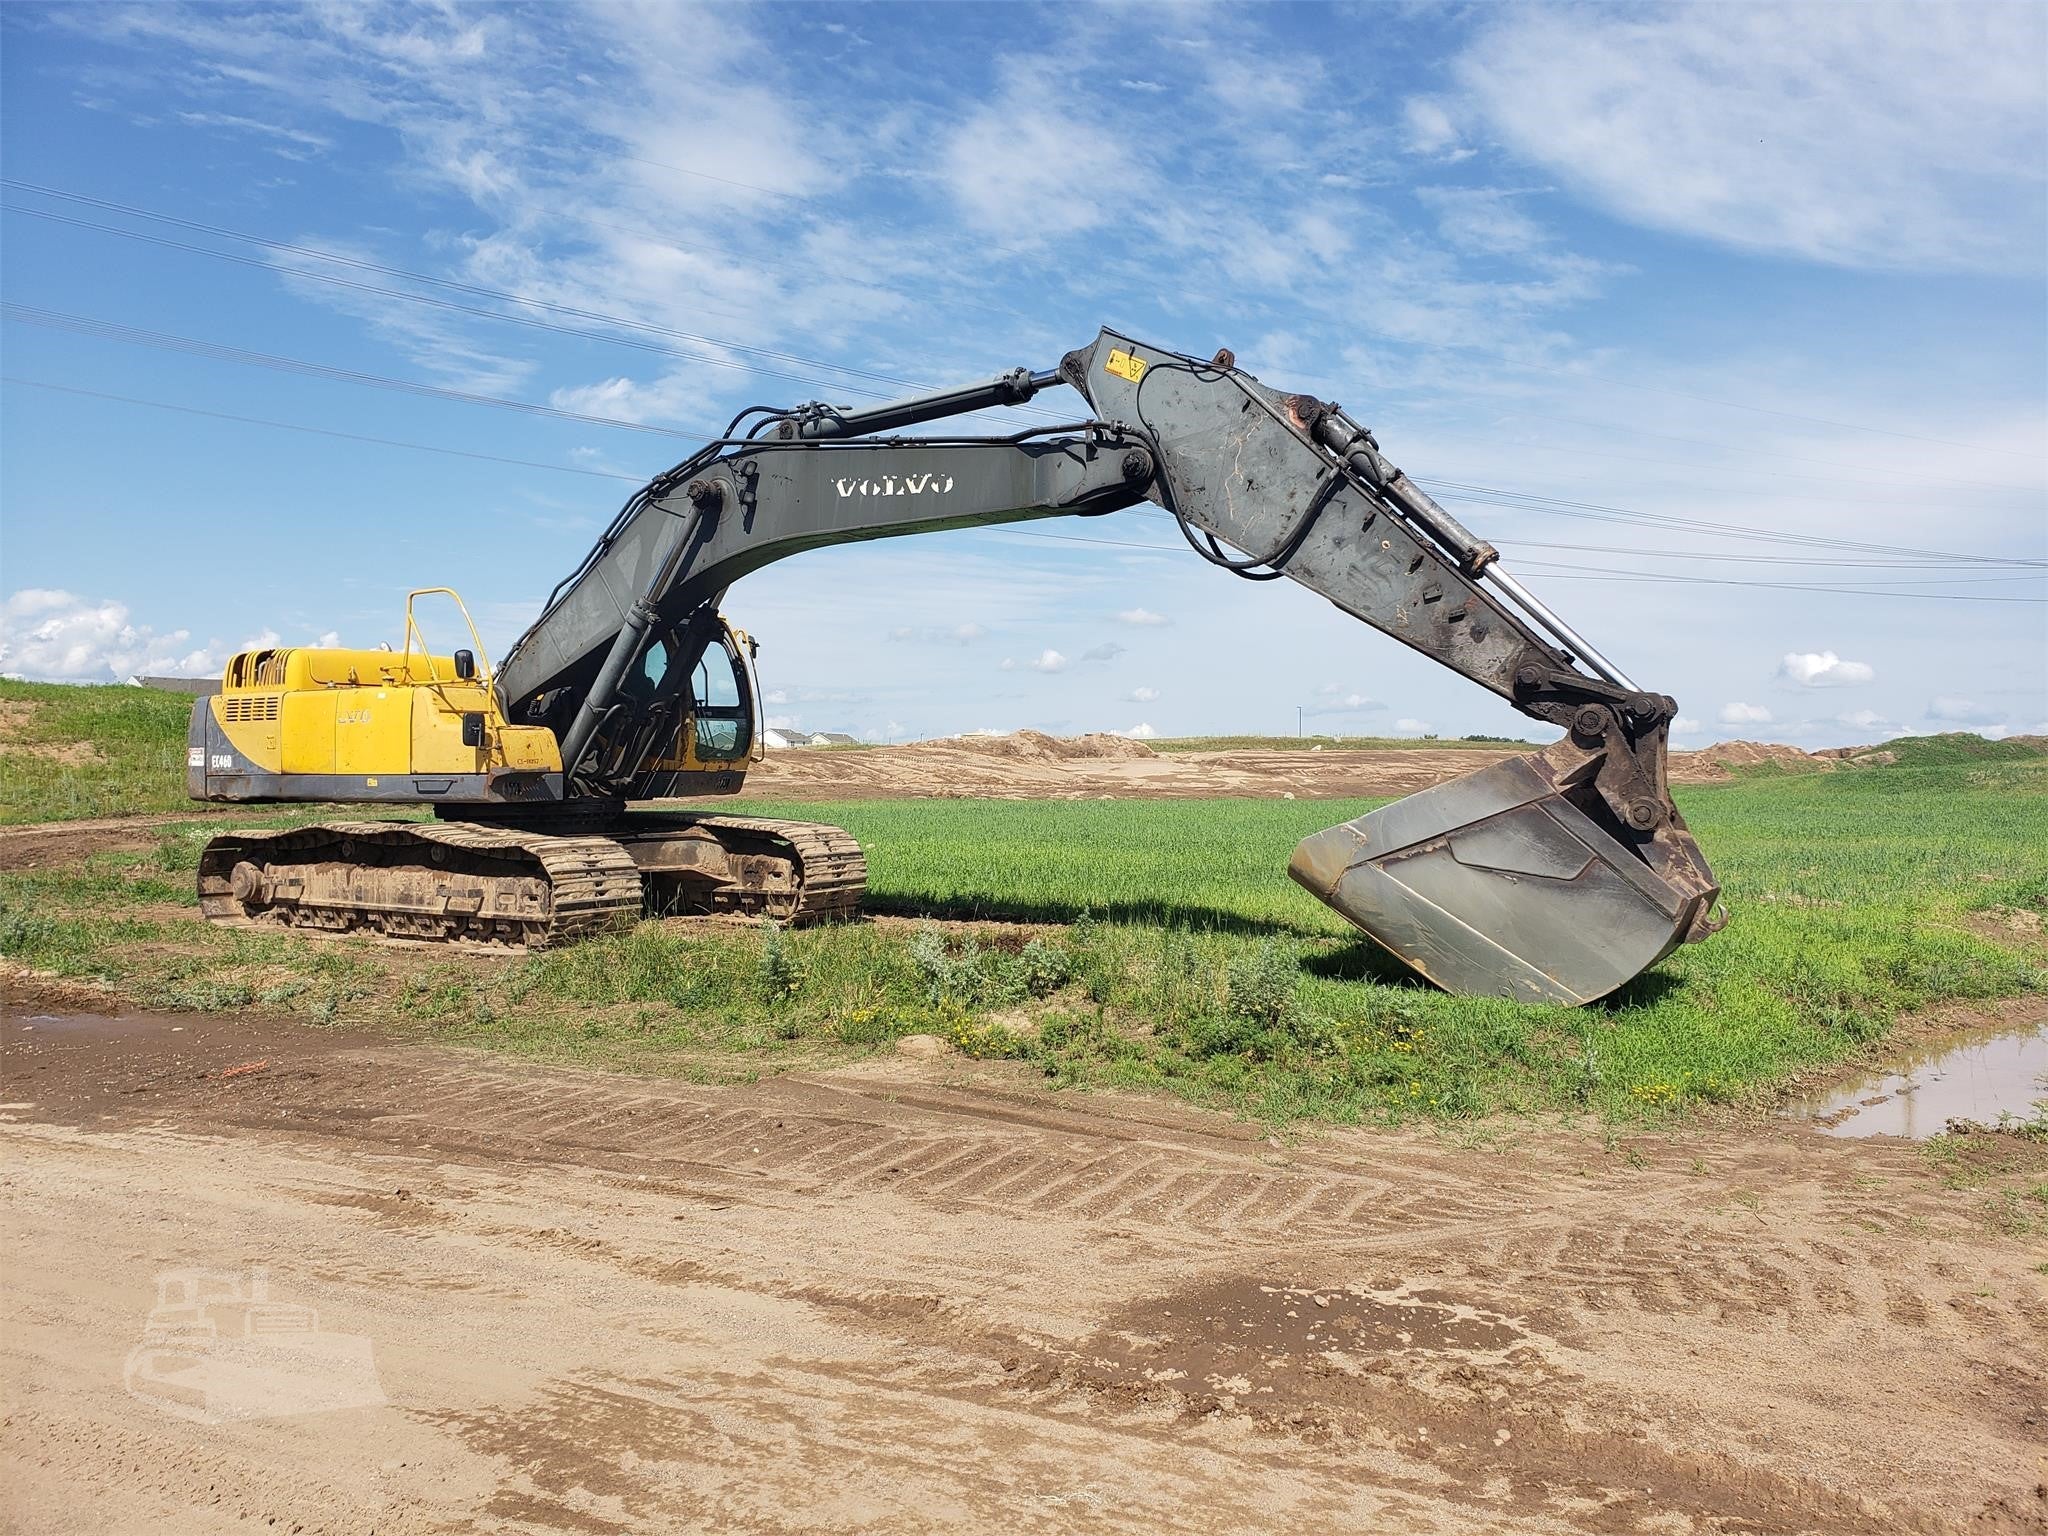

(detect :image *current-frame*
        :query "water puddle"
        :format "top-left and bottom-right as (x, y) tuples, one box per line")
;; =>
(12, 1010), (178, 1040)
(1787, 1020), (2048, 1139)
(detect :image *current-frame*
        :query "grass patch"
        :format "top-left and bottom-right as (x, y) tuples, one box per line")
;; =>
(1, 682), (2042, 1130)
(0, 679), (199, 823)
(5, 758), (2042, 1130)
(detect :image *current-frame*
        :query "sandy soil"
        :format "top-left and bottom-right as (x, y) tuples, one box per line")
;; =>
(4, 995), (2043, 1535)
(732, 731), (1860, 802)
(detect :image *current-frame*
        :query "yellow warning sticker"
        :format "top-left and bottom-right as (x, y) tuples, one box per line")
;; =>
(1103, 348), (1148, 383)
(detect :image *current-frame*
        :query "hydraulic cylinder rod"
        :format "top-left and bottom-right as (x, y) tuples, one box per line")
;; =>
(778, 366), (1063, 440)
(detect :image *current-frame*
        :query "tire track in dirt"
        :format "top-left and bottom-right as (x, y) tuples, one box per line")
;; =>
(8, 1007), (2046, 1534)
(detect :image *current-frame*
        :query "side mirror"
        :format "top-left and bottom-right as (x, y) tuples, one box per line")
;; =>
(461, 713), (485, 748)
(453, 648), (476, 680)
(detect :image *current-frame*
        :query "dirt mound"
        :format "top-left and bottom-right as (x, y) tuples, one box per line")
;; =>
(1669, 740), (1831, 784)
(925, 729), (1155, 762)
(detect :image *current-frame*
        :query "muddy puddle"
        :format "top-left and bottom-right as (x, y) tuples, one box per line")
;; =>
(1787, 1019), (2048, 1138)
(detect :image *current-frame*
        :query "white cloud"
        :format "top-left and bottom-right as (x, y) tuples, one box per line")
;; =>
(889, 623), (986, 647)
(1308, 691), (1384, 716)
(1114, 607), (1170, 626)
(1928, 695), (2003, 726)
(1081, 642), (1125, 663)
(174, 109), (332, 155)
(1779, 650), (1876, 688)
(1671, 716), (1703, 734)
(1415, 187), (1550, 258)
(1401, 97), (1472, 160)
(548, 370), (720, 428)
(1127, 686), (1160, 703)
(1118, 723), (1157, 740)
(1835, 708), (1893, 731)
(1718, 702), (1773, 725)
(1453, 4), (2047, 271)
(0, 589), (219, 683)
(1394, 717), (1435, 735)
(1026, 649), (1067, 673)
(939, 59), (1134, 240)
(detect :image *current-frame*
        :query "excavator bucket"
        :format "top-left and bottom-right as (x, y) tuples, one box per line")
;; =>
(1289, 743), (1721, 1005)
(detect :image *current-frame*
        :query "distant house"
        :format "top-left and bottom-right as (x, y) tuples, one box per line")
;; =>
(760, 728), (861, 750)
(128, 675), (221, 696)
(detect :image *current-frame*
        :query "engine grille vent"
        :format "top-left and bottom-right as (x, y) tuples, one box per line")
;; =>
(221, 694), (282, 724)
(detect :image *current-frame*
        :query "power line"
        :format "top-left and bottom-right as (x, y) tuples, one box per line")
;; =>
(1515, 558), (2040, 589)
(1497, 538), (2041, 570)
(1538, 412), (2040, 495)
(1408, 426), (2042, 500)
(3, 304), (713, 440)
(1513, 563), (2045, 603)
(12, 368), (2039, 606)
(1, 181), (933, 393)
(1, 376), (645, 482)
(4, 203), (917, 403)
(1505, 358), (2047, 462)
(996, 529), (2045, 601)
(617, 152), (802, 201)
(1422, 479), (2044, 567)
(4, 200), (1062, 430)
(8, 297), (2039, 575)
(15, 181), (2035, 473)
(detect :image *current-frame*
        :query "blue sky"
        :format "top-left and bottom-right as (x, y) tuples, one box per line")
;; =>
(2, 1), (2043, 746)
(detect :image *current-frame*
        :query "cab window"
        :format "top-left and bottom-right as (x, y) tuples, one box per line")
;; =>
(691, 641), (750, 760)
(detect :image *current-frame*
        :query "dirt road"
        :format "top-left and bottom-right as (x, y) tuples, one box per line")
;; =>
(4, 999), (2043, 1534)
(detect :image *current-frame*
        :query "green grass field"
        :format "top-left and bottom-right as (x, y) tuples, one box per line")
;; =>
(0, 678), (200, 823)
(3, 680), (2043, 1129)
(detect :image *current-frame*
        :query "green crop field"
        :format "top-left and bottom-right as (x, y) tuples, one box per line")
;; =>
(2, 678), (2043, 1129)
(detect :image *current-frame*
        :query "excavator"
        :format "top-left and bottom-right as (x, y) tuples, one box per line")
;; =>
(186, 328), (1722, 1005)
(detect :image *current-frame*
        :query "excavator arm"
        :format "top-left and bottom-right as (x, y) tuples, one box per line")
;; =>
(492, 327), (1721, 1003)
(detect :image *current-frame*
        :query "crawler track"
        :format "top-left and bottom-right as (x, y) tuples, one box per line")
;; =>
(196, 812), (868, 948)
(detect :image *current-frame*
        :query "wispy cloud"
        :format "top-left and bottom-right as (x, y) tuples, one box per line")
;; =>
(1451, 4), (2047, 271)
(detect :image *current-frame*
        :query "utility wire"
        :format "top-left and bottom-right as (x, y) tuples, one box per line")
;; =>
(13, 181), (2034, 463)
(1514, 557), (2041, 589)
(1494, 538), (2040, 570)
(1512, 563), (2045, 603)
(1, 377), (646, 481)
(3, 304), (713, 440)
(1537, 411), (2039, 495)
(7, 300), (2039, 574)
(12, 369), (2039, 606)
(2, 182), (1067, 421)
(1504, 359), (2046, 462)
(2, 183), (924, 390)
(4, 205), (916, 401)
(1423, 479), (2045, 567)
(997, 529), (2046, 600)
